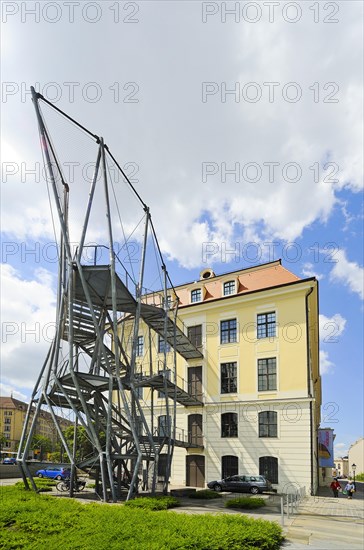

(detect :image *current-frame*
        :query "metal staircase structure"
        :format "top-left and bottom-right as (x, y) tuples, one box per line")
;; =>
(17, 87), (203, 502)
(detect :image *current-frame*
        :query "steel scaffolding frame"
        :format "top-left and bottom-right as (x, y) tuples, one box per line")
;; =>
(17, 87), (203, 501)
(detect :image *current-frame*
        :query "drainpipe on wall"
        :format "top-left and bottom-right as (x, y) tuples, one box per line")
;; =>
(305, 286), (315, 496)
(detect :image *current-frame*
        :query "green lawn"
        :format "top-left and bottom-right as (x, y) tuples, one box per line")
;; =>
(0, 485), (283, 550)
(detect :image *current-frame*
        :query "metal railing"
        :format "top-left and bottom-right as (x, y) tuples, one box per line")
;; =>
(280, 487), (306, 525)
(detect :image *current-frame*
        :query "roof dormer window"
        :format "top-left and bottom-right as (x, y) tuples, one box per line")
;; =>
(191, 288), (202, 303)
(223, 280), (236, 296)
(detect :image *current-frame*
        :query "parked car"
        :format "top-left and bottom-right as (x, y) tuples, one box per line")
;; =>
(2, 457), (17, 465)
(207, 475), (273, 494)
(35, 467), (69, 480)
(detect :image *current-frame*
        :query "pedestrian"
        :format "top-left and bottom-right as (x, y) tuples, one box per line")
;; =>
(344, 480), (355, 499)
(330, 478), (341, 498)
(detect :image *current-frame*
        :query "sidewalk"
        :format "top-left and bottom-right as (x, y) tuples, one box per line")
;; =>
(283, 487), (364, 549)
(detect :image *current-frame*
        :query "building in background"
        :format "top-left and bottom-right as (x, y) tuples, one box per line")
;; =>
(333, 456), (349, 478)
(126, 259), (321, 495)
(0, 396), (72, 459)
(349, 438), (364, 476)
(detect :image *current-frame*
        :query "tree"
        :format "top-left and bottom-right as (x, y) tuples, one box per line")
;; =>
(62, 425), (105, 462)
(31, 435), (52, 461)
(0, 434), (7, 457)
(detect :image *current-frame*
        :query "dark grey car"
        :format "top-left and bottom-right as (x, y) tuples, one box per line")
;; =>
(207, 474), (273, 494)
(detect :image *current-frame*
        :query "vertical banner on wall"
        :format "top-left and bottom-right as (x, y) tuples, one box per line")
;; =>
(318, 428), (334, 467)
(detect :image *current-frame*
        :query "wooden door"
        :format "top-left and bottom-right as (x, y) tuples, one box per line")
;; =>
(188, 366), (202, 398)
(186, 455), (205, 487)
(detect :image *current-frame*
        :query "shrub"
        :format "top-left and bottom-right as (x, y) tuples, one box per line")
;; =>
(124, 495), (180, 510)
(189, 489), (222, 499)
(355, 473), (364, 482)
(225, 497), (266, 510)
(0, 485), (283, 549)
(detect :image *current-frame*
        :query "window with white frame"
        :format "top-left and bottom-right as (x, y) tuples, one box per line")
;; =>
(158, 335), (171, 354)
(136, 335), (144, 356)
(258, 358), (277, 391)
(257, 312), (276, 339)
(191, 288), (202, 303)
(223, 280), (235, 296)
(220, 319), (237, 344)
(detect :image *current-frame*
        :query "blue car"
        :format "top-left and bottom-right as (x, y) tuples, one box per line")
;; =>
(2, 457), (17, 465)
(35, 467), (69, 480)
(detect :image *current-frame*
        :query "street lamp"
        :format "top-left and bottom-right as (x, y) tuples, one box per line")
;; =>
(352, 463), (356, 488)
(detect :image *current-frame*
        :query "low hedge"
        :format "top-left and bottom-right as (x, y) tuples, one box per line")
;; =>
(189, 489), (222, 499)
(0, 485), (283, 549)
(124, 495), (180, 510)
(226, 497), (266, 509)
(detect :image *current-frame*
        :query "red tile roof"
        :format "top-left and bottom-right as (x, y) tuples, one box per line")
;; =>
(175, 260), (301, 306)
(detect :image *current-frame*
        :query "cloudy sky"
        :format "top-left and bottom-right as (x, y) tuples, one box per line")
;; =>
(1, 0), (363, 456)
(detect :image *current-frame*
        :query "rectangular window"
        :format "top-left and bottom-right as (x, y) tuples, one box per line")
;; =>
(188, 324), (202, 348)
(136, 335), (144, 357)
(135, 385), (143, 399)
(4, 425), (11, 432)
(4, 418), (11, 424)
(158, 368), (171, 398)
(221, 413), (238, 438)
(158, 415), (171, 437)
(259, 456), (278, 484)
(221, 362), (237, 394)
(191, 289), (202, 303)
(4, 411), (13, 416)
(158, 453), (168, 477)
(258, 358), (277, 391)
(220, 319), (237, 344)
(259, 411), (278, 438)
(223, 280), (235, 296)
(158, 335), (171, 354)
(257, 312), (276, 339)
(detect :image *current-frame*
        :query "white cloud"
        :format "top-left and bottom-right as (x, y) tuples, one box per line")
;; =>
(1, 3), (363, 268)
(0, 383), (28, 402)
(319, 313), (347, 375)
(334, 442), (349, 457)
(0, 264), (56, 389)
(302, 263), (324, 280)
(329, 250), (364, 300)
(319, 313), (346, 343)
(320, 350), (335, 375)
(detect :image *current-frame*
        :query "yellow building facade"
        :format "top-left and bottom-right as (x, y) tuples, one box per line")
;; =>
(0, 397), (72, 458)
(118, 260), (321, 494)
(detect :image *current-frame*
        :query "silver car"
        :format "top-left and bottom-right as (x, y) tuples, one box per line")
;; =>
(207, 474), (273, 494)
